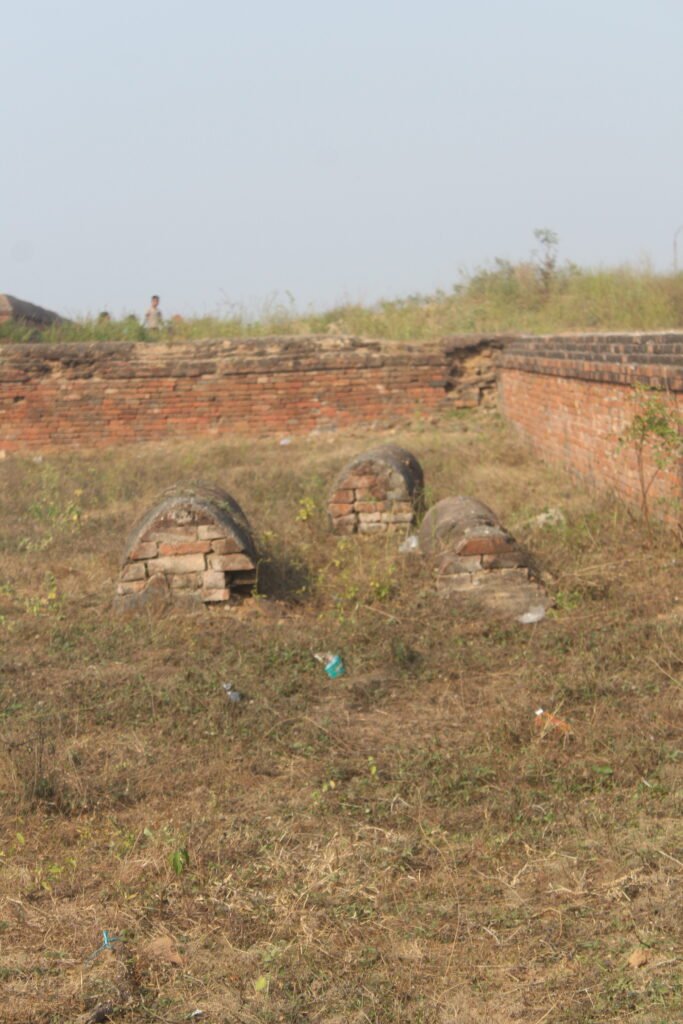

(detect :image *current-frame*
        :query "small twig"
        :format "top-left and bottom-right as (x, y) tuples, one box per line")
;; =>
(651, 957), (680, 969)
(648, 657), (683, 689)
(140, 1002), (185, 1024)
(657, 848), (683, 869)
(361, 603), (401, 623)
(531, 1002), (559, 1024)
(558, 557), (639, 578)
(301, 715), (355, 752)
(263, 716), (299, 738)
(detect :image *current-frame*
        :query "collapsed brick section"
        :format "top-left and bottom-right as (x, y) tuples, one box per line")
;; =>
(116, 485), (257, 609)
(328, 445), (424, 534)
(418, 496), (548, 618)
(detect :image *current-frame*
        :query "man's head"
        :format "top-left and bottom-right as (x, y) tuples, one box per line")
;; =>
(151, 295), (160, 308)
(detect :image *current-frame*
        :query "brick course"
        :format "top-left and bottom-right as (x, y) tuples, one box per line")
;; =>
(0, 334), (501, 452)
(498, 333), (683, 520)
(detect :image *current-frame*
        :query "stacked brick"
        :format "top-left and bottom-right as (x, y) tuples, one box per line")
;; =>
(498, 333), (683, 525)
(116, 485), (257, 609)
(418, 496), (548, 617)
(328, 445), (424, 534)
(499, 331), (683, 390)
(0, 335), (502, 453)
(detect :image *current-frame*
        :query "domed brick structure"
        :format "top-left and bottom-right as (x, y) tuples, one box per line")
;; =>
(116, 484), (257, 609)
(418, 496), (521, 563)
(328, 445), (424, 535)
(418, 496), (548, 619)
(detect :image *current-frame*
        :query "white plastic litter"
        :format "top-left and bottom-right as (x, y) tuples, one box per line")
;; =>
(399, 534), (420, 554)
(528, 507), (565, 529)
(517, 605), (547, 625)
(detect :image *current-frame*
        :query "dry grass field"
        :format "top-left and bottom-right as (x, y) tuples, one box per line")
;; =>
(0, 411), (681, 1023)
(5, 258), (683, 345)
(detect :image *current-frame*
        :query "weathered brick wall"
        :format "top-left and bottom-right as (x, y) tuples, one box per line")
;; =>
(6, 329), (679, 522)
(498, 333), (683, 517)
(0, 335), (501, 452)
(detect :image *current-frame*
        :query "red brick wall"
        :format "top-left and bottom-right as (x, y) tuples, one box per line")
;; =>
(0, 335), (500, 452)
(498, 333), (683, 520)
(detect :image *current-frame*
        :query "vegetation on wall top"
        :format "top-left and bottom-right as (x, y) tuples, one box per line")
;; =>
(4, 233), (683, 344)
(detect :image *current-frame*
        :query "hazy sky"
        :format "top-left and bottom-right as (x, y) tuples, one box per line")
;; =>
(2, 0), (682, 318)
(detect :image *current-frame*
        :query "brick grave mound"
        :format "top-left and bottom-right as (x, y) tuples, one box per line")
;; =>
(418, 496), (549, 619)
(327, 445), (424, 535)
(115, 484), (257, 610)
